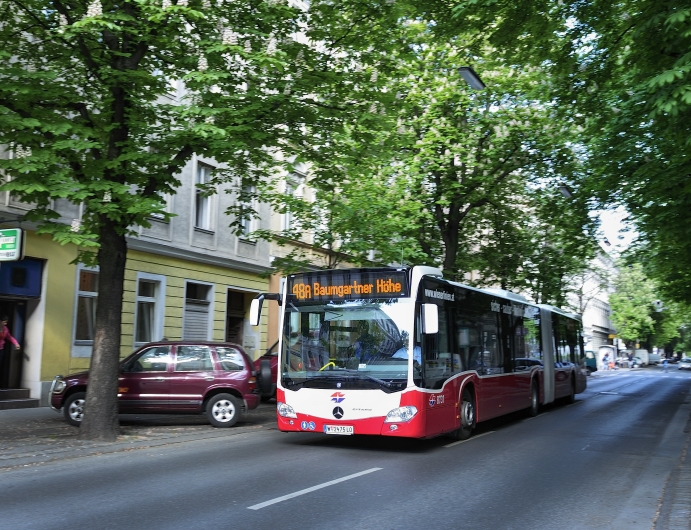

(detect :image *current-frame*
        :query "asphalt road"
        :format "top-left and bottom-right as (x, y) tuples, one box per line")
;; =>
(1, 367), (689, 530)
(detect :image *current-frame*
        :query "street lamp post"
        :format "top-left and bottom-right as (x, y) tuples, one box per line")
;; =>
(458, 66), (486, 90)
(558, 185), (573, 198)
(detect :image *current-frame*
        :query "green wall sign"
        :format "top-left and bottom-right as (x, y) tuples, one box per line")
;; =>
(0, 228), (24, 261)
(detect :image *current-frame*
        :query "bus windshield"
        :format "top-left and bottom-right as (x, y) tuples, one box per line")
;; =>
(281, 298), (415, 393)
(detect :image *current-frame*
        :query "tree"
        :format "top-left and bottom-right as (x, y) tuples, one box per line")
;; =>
(609, 262), (691, 351)
(609, 263), (658, 347)
(446, 0), (691, 304)
(0, 0), (407, 440)
(520, 187), (599, 306)
(375, 26), (596, 290)
(566, 255), (612, 315)
(257, 18), (599, 308)
(257, 170), (428, 273)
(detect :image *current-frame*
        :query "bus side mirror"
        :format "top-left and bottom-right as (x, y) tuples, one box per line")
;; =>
(250, 293), (283, 326)
(250, 298), (263, 327)
(421, 303), (438, 334)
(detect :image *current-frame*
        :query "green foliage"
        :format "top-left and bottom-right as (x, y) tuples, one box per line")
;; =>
(609, 263), (658, 345)
(258, 16), (598, 309)
(608, 261), (691, 349)
(1, 0), (406, 240)
(0, 0), (413, 439)
(445, 0), (691, 305)
(516, 187), (598, 306)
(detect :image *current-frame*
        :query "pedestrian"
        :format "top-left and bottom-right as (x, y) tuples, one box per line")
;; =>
(0, 315), (20, 388)
(663, 358), (668, 373)
(602, 352), (610, 370)
(353, 321), (376, 363)
(0, 315), (19, 352)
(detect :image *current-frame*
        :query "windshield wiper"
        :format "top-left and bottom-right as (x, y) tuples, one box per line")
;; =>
(357, 373), (394, 389)
(282, 370), (403, 393)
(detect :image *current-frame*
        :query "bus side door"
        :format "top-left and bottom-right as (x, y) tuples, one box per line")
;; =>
(425, 384), (455, 437)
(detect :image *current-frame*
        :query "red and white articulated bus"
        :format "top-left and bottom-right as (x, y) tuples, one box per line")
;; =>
(250, 266), (587, 440)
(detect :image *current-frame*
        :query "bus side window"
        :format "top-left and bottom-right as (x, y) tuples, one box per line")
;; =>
(481, 312), (503, 375)
(422, 305), (451, 389)
(522, 306), (542, 362)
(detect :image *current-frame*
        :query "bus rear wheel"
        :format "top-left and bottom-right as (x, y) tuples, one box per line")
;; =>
(564, 377), (576, 405)
(528, 382), (539, 417)
(450, 388), (475, 440)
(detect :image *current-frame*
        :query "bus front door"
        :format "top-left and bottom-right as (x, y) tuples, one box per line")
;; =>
(425, 385), (455, 437)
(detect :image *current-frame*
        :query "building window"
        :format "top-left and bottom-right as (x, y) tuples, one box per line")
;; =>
(75, 269), (98, 342)
(239, 184), (256, 238)
(149, 193), (172, 221)
(283, 173), (305, 233)
(134, 274), (165, 345)
(183, 281), (213, 340)
(195, 163), (214, 230)
(283, 182), (295, 231)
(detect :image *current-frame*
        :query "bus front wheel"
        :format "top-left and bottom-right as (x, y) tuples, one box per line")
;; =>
(451, 388), (475, 440)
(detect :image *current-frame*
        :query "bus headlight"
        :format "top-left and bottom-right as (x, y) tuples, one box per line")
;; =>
(277, 401), (297, 419)
(384, 406), (418, 423)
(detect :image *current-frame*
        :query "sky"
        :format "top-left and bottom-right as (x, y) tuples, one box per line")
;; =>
(598, 207), (636, 254)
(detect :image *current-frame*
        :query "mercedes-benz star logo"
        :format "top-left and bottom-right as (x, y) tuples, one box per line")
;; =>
(332, 407), (344, 419)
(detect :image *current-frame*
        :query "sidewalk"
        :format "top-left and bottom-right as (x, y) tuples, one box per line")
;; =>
(0, 402), (278, 471)
(655, 410), (691, 530)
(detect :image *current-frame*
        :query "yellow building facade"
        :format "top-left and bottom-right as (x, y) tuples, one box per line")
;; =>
(0, 229), (270, 405)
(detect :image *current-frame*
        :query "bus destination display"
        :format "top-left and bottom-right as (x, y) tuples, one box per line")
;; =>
(288, 270), (409, 301)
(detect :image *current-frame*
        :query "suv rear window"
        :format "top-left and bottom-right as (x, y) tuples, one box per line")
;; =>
(175, 345), (214, 371)
(217, 346), (245, 371)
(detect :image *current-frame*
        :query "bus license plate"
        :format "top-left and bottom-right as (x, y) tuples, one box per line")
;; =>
(323, 425), (354, 435)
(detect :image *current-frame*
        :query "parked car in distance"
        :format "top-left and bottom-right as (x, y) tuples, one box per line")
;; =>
(513, 357), (544, 371)
(254, 341), (278, 400)
(633, 349), (650, 366)
(647, 350), (661, 365)
(50, 341), (270, 428)
(253, 341), (309, 400)
(616, 356), (642, 368)
(678, 358), (691, 370)
(584, 350), (597, 374)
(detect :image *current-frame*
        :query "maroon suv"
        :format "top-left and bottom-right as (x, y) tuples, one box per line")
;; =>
(50, 341), (267, 428)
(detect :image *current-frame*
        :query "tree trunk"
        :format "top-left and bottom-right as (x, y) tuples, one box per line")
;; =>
(78, 217), (127, 441)
(440, 215), (461, 280)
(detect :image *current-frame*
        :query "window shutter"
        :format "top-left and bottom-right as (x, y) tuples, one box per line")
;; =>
(183, 300), (210, 340)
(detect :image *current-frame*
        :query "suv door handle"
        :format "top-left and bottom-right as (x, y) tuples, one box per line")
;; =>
(205, 376), (214, 381)
(155, 377), (165, 382)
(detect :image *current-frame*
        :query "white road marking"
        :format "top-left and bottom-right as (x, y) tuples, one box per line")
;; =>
(247, 468), (383, 510)
(444, 430), (495, 448)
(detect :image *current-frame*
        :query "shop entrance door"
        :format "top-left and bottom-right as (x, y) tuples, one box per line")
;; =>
(0, 301), (25, 389)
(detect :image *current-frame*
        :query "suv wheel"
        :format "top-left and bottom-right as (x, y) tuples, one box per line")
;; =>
(64, 392), (86, 427)
(206, 393), (241, 428)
